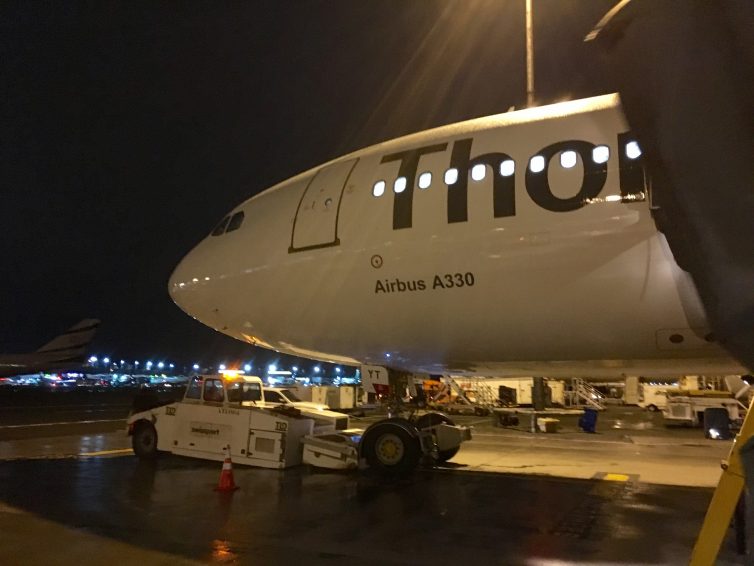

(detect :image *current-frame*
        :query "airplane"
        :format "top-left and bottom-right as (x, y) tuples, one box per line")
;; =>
(0, 319), (101, 378)
(167, 93), (749, 380)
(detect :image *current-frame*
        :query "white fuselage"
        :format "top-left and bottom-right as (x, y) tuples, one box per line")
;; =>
(168, 94), (744, 378)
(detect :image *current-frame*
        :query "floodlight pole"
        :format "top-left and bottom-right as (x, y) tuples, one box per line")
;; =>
(526, 0), (534, 107)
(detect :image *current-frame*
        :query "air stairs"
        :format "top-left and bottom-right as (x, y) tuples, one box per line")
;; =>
(567, 378), (606, 410)
(426, 377), (497, 414)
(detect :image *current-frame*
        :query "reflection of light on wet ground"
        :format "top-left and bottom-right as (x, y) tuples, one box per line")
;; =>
(529, 561), (647, 565)
(611, 420), (655, 430)
(211, 539), (237, 563)
(78, 434), (109, 454)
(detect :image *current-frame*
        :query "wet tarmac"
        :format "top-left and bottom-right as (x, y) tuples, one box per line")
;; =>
(0, 399), (746, 564)
(0, 453), (745, 565)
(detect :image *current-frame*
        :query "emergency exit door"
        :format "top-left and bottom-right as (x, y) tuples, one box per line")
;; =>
(289, 158), (358, 253)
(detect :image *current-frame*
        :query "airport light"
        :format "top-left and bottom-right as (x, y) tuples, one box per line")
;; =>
(526, 0), (534, 107)
(192, 363), (200, 371)
(120, 359), (125, 366)
(314, 366), (320, 373)
(244, 364), (252, 372)
(88, 356), (97, 364)
(103, 357), (110, 365)
(169, 363), (175, 369)
(219, 364), (226, 371)
(157, 362), (164, 369)
(134, 361), (139, 367)
(292, 366), (298, 372)
(335, 367), (341, 373)
(268, 364), (277, 372)
(146, 361), (153, 369)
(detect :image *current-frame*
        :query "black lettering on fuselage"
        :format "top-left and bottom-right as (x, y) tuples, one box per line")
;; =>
(525, 140), (607, 212)
(447, 138), (516, 223)
(380, 133), (645, 230)
(381, 144), (447, 230)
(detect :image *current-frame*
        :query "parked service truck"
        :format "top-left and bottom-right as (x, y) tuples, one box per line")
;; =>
(638, 383), (679, 412)
(662, 390), (743, 427)
(127, 373), (471, 474)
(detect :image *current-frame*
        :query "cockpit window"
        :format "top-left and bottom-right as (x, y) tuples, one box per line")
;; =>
(226, 211), (245, 233)
(211, 216), (230, 236)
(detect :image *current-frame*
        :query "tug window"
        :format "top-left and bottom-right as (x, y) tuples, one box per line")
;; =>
(227, 381), (262, 403)
(185, 376), (203, 399)
(203, 379), (225, 402)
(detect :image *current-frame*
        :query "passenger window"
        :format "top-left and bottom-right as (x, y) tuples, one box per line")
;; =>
(211, 216), (230, 236)
(203, 379), (225, 402)
(500, 160), (515, 177)
(592, 145), (610, 164)
(226, 211), (245, 233)
(529, 155), (545, 173)
(418, 172), (432, 189)
(625, 141), (642, 159)
(185, 376), (202, 399)
(559, 151), (577, 169)
(471, 164), (486, 181)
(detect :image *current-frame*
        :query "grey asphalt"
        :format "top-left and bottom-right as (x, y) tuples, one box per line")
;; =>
(0, 398), (747, 564)
(0, 455), (746, 565)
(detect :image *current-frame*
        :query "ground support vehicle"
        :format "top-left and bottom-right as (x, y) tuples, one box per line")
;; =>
(301, 411), (472, 472)
(128, 375), (320, 468)
(662, 390), (744, 427)
(637, 383), (679, 412)
(421, 377), (496, 416)
(262, 386), (350, 431)
(128, 374), (472, 474)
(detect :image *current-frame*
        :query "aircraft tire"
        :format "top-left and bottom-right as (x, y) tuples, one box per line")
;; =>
(416, 412), (460, 462)
(132, 421), (158, 459)
(361, 419), (421, 475)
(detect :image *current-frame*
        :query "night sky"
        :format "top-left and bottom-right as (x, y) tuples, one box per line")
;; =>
(2, 1), (616, 368)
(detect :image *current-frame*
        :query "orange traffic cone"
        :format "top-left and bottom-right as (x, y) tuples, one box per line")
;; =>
(215, 445), (239, 492)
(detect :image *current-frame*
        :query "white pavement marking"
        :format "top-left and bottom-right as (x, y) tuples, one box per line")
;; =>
(0, 419), (125, 429)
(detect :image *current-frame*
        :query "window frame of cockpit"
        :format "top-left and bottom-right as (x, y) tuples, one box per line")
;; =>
(225, 211), (245, 233)
(211, 216), (230, 236)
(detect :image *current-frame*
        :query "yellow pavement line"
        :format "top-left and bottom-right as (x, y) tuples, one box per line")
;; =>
(79, 448), (133, 457)
(603, 473), (630, 482)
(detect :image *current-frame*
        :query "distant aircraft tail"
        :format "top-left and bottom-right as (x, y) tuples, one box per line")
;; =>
(36, 319), (101, 362)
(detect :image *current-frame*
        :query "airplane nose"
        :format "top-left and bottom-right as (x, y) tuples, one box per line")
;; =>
(168, 246), (213, 320)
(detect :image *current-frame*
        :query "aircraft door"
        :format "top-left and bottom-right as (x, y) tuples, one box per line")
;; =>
(289, 158), (358, 253)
